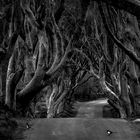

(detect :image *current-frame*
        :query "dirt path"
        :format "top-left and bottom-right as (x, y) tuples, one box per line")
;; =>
(24, 99), (140, 140)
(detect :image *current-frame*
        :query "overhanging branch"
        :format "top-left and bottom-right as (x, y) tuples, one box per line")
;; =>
(93, 0), (140, 18)
(98, 2), (140, 68)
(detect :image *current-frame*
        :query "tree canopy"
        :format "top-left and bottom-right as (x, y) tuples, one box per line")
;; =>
(0, 0), (140, 118)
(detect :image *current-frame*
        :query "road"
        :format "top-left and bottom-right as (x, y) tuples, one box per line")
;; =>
(75, 99), (108, 118)
(24, 99), (140, 140)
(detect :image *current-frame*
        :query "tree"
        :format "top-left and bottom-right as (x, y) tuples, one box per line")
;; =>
(73, 1), (140, 118)
(0, 0), (89, 114)
(0, 0), (140, 119)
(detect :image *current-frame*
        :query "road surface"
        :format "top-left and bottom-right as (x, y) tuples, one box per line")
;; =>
(75, 99), (108, 118)
(24, 99), (140, 140)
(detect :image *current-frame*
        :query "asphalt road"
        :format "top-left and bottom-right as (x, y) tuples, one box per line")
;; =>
(24, 99), (140, 140)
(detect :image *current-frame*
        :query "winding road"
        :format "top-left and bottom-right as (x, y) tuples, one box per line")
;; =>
(24, 99), (140, 140)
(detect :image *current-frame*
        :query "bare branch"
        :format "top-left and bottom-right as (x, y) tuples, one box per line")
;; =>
(72, 75), (93, 90)
(20, 1), (40, 29)
(46, 36), (73, 75)
(72, 48), (99, 78)
(98, 2), (140, 68)
(93, 0), (140, 18)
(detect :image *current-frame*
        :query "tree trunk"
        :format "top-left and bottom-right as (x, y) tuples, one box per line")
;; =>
(128, 60), (140, 116)
(5, 52), (24, 110)
(24, 55), (35, 85)
(16, 37), (48, 107)
(120, 74), (132, 118)
(0, 66), (2, 96)
(47, 84), (59, 118)
(17, 67), (46, 107)
(5, 53), (15, 109)
(47, 81), (71, 118)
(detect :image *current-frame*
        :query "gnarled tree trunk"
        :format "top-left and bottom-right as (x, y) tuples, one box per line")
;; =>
(0, 66), (2, 96)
